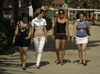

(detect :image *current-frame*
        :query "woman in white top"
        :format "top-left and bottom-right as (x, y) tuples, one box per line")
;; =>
(31, 8), (47, 69)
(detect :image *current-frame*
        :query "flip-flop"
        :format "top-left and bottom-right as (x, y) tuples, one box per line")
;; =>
(61, 62), (64, 65)
(36, 66), (40, 69)
(78, 62), (82, 65)
(23, 67), (26, 70)
(83, 63), (87, 66)
(56, 60), (60, 64)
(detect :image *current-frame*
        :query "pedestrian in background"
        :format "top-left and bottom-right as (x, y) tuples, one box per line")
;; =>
(73, 11), (76, 24)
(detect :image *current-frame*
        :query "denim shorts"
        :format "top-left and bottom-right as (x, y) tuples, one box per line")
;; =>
(55, 34), (67, 40)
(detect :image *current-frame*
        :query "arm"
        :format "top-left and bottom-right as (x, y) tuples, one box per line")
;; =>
(12, 25), (19, 44)
(25, 23), (32, 40)
(87, 21), (91, 29)
(44, 26), (47, 44)
(31, 20), (35, 41)
(71, 22), (77, 42)
(52, 18), (57, 40)
(31, 26), (34, 40)
(66, 19), (70, 42)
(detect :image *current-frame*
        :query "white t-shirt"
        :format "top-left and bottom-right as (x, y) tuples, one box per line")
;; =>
(31, 17), (47, 29)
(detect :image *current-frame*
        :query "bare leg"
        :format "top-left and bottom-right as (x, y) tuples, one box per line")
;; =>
(61, 40), (66, 65)
(22, 47), (28, 69)
(77, 44), (82, 63)
(55, 39), (60, 63)
(19, 47), (23, 67)
(82, 43), (87, 63)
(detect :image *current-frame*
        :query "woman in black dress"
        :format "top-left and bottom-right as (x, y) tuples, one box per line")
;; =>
(12, 13), (31, 70)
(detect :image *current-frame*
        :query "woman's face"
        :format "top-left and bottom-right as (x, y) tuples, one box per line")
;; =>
(59, 11), (64, 18)
(40, 11), (44, 18)
(22, 17), (28, 23)
(79, 14), (84, 21)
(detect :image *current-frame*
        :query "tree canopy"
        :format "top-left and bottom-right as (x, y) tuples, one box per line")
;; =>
(68, 0), (100, 9)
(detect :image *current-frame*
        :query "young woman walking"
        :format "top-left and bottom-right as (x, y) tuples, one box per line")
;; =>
(52, 9), (70, 65)
(31, 8), (47, 69)
(12, 13), (31, 70)
(71, 12), (90, 66)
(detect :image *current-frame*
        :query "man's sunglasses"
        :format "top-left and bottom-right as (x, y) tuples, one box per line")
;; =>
(59, 13), (64, 15)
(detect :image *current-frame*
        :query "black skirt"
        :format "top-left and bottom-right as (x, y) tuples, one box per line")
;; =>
(15, 35), (31, 47)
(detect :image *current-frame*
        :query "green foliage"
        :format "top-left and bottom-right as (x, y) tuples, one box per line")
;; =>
(66, 16), (70, 20)
(87, 18), (92, 22)
(43, 13), (52, 30)
(0, 18), (16, 53)
(0, 32), (8, 51)
(42, 0), (52, 6)
(68, 0), (79, 8)
(68, 0), (100, 9)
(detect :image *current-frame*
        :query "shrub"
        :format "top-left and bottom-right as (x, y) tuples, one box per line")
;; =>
(43, 13), (52, 30)
(66, 16), (70, 20)
(0, 18), (16, 53)
(0, 32), (8, 51)
(87, 18), (92, 22)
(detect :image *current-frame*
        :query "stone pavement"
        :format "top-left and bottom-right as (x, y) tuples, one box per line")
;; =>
(0, 23), (100, 74)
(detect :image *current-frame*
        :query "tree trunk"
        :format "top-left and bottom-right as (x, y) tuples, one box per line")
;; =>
(12, 0), (19, 21)
(0, 0), (3, 18)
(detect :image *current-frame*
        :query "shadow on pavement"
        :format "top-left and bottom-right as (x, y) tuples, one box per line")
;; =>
(0, 69), (12, 74)
(26, 63), (36, 68)
(73, 60), (91, 63)
(54, 59), (71, 64)
(40, 61), (50, 67)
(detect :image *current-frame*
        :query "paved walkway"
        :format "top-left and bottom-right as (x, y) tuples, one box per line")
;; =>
(0, 23), (100, 74)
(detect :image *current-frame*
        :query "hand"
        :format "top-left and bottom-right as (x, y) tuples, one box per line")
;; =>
(12, 39), (15, 45)
(25, 36), (30, 40)
(45, 39), (47, 44)
(87, 25), (90, 29)
(71, 38), (74, 42)
(67, 37), (70, 42)
(30, 39), (33, 45)
(52, 35), (55, 40)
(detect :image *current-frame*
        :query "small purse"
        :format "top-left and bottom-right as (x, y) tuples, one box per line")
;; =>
(86, 21), (91, 36)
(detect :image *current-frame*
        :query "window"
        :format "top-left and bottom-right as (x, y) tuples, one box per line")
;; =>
(53, 4), (55, 7)
(56, 4), (58, 7)
(59, 4), (62, 7)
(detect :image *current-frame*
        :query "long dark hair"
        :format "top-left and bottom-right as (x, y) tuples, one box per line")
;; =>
(33, 8), (44, 19)
(21, 12), (28, 20)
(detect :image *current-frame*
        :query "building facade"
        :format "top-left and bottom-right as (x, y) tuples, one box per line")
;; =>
(51, 0), (65, 8)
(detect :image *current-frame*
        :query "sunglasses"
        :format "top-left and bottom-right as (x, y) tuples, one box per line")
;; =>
(59, 13), (64, 15)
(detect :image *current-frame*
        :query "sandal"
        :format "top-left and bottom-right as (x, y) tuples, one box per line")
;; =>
(78, 62), (82, 65)
(83, 63), (87, 66)
(60, 62), (64, 65)
(36, 66), (40, 69)
(23, 67), (26, 70)
(56, 60), (60, 64)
